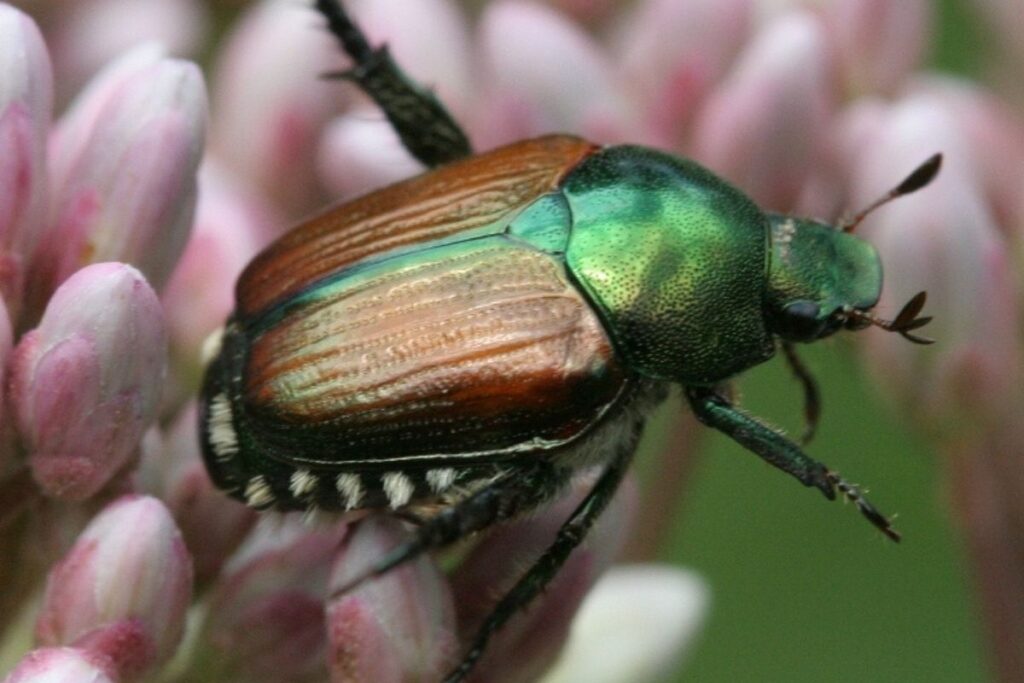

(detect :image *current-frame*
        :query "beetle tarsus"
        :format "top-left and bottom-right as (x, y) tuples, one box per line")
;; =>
(827, 471), (902, 542)
(685, 386), (899, 539)
(311, 0), (472, 167)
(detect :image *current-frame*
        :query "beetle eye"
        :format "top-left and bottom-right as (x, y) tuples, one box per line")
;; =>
(779, 300), (824, 341)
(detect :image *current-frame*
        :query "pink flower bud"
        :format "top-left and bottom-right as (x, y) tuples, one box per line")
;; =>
(908, 76), (1024, 236)
(3, 647), (116, 683)
(161, 161), (277, 404)
(475, 0), (635, 147)
(35, 495), (193, 681)
(210, 0), (346, 217)
(614, 0), (752, 145)
(0, 296), (15, 473)
(45, 0), (209, 106)
(693, 12), (835, 210)
(317, 108), (422, 200)
(139, 403), (257, 585)
(327, 517), (457, 683)
(11, 263), (167, 500)
(450, 475), (637, 683)
(846, 96), (1022, 432)
(0, 5), (52, 315)
(31, 45), (206, 308)
(197, 517), (346, 682)
(824, 0), (931, 96)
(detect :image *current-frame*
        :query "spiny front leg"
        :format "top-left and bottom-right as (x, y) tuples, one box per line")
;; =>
(685, 385), (900, 541)
(312, 0), (472, 167)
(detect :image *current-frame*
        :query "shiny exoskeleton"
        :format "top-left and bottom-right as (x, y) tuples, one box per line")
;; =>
(199, 3), (938, 681)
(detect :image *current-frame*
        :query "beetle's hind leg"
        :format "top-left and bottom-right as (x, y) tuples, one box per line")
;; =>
(685, 385), (901, 541)
(441, 421), (642, 683)
(312, 0), (472, 167)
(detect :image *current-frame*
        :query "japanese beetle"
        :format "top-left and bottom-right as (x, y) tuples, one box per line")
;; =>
(199, 2), (939, 680)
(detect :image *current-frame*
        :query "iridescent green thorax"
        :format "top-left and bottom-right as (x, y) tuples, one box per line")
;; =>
(765, 214), (882, 340)
(562, 146), (774, 385)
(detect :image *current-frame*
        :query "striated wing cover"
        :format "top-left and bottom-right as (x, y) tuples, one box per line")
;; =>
(240, 236), (627, 466)
(236, 135), (598, 318)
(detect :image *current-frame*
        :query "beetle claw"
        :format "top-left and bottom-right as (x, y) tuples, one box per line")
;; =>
(826, 471), (901, 542)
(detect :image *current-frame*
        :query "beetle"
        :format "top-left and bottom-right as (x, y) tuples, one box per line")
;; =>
(198, 2), (939, 680)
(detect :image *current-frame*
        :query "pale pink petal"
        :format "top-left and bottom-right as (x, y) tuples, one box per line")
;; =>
(139, 403), (258, 585)
(824, 0), (931, 96)
(45, 0), (208, 106)
(11, 263), (166, 500)
(614, 0), (753, 146)
(317, 107), (423, 200)
(34, 46), (206, 308)
(541, 566), (710, 683)
(475, 0), (635, 147)
(692, 11), (836, 210)
(327, 517), (457, 683)
(161, 160), (279, 405)
(0, 5), (52, 314)
(198, 517), (346, 682)
(35, 495), (193, 681)
(846, 96), (1022, 431)
(210, 0), (347, 217)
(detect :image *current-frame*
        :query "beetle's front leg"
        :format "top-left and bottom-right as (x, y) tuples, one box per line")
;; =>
(313, 0), (472, 167)
(685, 385), (900, 541)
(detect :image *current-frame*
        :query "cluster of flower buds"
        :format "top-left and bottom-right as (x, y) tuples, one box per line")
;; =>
(3, 0), (1020, 681)
(0, 6), (704, 683)
(0, 3), (709, 679)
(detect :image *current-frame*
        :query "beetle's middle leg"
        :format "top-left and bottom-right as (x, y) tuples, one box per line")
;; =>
(331, 460), (573, 596)
(684, 385), (900, 541)
(312, 0), (472, 167)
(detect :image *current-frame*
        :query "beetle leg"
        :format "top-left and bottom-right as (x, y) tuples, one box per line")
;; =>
(443, 419), (644, 683)
(684, 385), (900, 541)
(330, 461), (572, 597)
(312, 0), (473, 167)
(781, 342), (821, 444)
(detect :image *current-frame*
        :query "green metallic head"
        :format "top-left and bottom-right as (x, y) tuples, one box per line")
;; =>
(764, 215), (882, 343)
(763, 152), (944, 347)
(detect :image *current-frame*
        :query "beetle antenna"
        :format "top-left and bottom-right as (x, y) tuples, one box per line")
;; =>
(849, 291), (935, 344)
(840, 153), (943, 233)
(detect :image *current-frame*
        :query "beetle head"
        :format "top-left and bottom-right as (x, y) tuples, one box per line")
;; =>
(764, 154), (941, 346)
(764, 216), (935, 345)
(765, 215), (880, 342)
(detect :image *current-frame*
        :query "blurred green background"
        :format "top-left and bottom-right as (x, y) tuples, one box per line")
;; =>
(650, 3), (991, 681)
